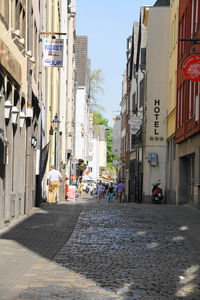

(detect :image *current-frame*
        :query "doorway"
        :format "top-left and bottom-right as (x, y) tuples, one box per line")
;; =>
(186, 154), (195, 205)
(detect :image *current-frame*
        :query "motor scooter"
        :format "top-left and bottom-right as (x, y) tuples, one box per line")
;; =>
(151, 181), (163, 204)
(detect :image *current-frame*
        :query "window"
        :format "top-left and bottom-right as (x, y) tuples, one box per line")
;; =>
(189, 80), (192, 118)
(15, 0), (20, 31)
(139, 79), (144, 108)
(191, 0), (199, 36)
(132, 93), (136, 113)
(195, 94), (199, 121)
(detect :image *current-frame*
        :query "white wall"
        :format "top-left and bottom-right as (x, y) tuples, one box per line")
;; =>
(88, 137), (99, 181)
(74, 87), (87, 160)
(112, 117), (121, 155)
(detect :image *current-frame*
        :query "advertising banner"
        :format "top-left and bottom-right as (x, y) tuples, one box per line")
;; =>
(43, 38), (64, 67)
(68, 185), (76, 201)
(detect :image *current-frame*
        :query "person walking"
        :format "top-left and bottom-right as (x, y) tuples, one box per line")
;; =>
(107, 183), (114, 203)
(117, 181), (125, 203)
(96, 180), (103, 202)
(47, 165), (62, 204)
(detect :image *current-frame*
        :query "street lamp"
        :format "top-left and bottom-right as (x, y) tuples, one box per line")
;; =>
(51, 114), (60, 168)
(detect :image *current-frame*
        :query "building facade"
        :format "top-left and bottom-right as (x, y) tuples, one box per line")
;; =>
(175, 0), (200, 208)
(143, 1), (170, 202)
(166, 0), (179, 205)
(0, 0), (42, 226)
(0, 0), (78, 228)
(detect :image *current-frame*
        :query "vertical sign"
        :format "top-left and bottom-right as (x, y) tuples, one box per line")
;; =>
(68, 185), (76, 201)
(43, 38), (64, 67)
(88, 113), (93, 155)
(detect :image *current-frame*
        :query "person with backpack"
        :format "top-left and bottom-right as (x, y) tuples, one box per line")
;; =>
(107, 183), (114, 203)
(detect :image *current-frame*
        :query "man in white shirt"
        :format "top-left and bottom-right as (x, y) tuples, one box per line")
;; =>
(47, 165), (62, 203)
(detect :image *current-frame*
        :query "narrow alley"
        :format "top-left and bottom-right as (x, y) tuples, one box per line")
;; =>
(1, 196), (200, 300)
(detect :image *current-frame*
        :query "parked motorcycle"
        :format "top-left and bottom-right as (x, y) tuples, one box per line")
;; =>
(151, 181), (163, 204)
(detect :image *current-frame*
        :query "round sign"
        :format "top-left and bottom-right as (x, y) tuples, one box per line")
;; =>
(182, 54), (200, 81)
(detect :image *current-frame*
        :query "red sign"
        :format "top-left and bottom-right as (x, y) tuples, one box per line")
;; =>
(182, 54), (200, 81)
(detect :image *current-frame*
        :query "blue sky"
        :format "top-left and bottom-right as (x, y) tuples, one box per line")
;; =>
(76, 0), (155, 125)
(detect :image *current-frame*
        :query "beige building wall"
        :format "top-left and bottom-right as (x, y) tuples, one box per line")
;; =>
(46, 0), (60, 167)
(66, 13), (76, 154)
(143, 6), (170, 201)
(165, 0), (179, 205)
(0, 1), (38, 224)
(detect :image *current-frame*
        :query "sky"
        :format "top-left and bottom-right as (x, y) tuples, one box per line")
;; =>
(76, 0), (156, 126)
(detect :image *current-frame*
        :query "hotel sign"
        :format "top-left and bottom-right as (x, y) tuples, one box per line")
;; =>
(43, 38), (64, 67)
(0, 39), (21, 84)
(182, 54), (200, 81)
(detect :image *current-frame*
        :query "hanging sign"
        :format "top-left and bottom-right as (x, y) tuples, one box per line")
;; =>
(128, 116), (142, 126)
(43, 38), (64, 67)
(182, 54), (200, 81)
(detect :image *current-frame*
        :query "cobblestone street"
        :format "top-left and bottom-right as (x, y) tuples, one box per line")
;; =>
(1, 196), (200, 299)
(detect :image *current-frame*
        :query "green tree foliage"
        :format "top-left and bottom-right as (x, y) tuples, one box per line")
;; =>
(89, 69), (119, 176)
(89, 69), (105, 113)
(93, 112), (119, 175)
(93, 111), (108, 126)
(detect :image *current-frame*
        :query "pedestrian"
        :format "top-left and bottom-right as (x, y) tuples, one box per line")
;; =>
(96, 180), (103, 201)
(89, 184), (93, 197)
(107, 183), (114, 203)
(47, 165), (62, 204)
(117, 181), (125, 203)
(113, 182), (118, 198)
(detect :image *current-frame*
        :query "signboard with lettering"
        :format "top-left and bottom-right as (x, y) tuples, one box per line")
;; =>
(43, 38), (64, 67)
(128, 116), (142, 126)
(182, 54), (200, 81)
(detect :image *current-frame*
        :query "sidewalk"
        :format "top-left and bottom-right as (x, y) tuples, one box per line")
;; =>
(0, 198), (85, 300)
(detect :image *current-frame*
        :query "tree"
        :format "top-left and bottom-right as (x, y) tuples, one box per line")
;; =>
(93, 111), (108, 126)
(93, 112), (118, 176)
(89, 69), (105, 113)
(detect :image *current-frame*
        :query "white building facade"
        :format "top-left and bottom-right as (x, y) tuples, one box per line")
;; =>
(143, 3), (170, 202)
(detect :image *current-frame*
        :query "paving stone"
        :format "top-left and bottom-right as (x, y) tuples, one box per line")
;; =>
(0, 197), (200, 299)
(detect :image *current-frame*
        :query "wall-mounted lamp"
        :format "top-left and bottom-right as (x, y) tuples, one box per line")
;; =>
(4, 100), (12, 119)
(7, 29), (21, 45)
(26, 51), (36, 69)
(51, 114), (60, 131)
(26, 50), (32, 57)
(31, 136), (37, 148)
(11, 106), (19, 124)
(18, 38), (25, 46)
(29, 56), (36, 70)
(19, 111), (26, 128)
(29, 56), (35, 63)
(13, 29), (21, 38)
(26, 104), (33, 118)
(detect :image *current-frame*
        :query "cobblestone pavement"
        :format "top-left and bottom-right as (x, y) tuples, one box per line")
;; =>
(1, 196), (200, 299)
